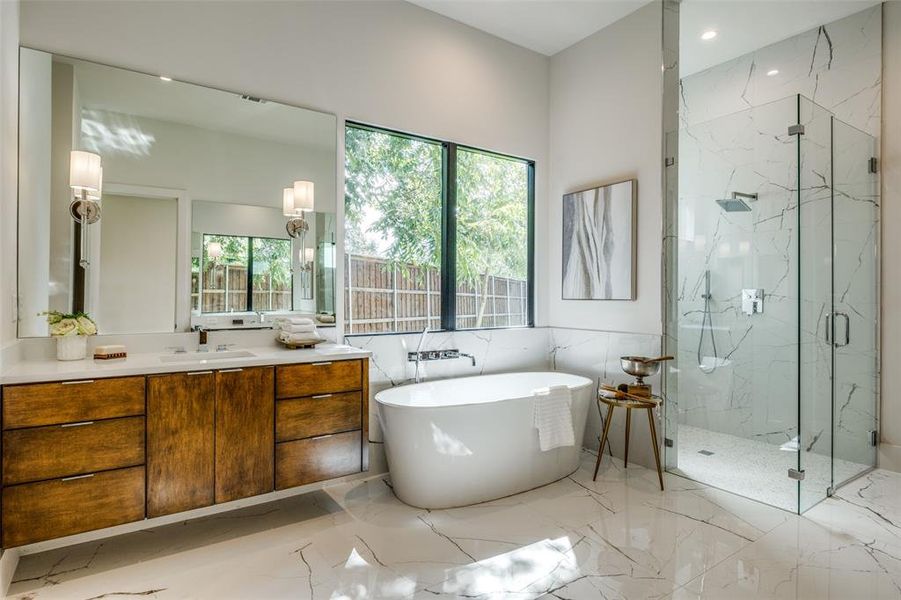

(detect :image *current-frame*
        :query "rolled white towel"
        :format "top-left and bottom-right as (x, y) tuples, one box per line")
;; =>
(278, 330), (323, 344)
(280, 323), (316, 333)
(286, 317), (315, 326)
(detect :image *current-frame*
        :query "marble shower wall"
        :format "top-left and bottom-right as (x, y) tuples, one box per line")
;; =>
(680, 6), (882, 136)
(673, 6), (881, 466)
(346, 326), (664, 473)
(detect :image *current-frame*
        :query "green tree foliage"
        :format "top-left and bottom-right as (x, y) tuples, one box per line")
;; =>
(344, 127), (443, 271)
(203, 234), (292, 288)
(344, 126), (528, 310)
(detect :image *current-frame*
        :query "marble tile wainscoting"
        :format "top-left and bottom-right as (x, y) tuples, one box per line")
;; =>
(549, 328), (663, 471)
(345, 327), (551, 474)
(346, 327), (665, 473)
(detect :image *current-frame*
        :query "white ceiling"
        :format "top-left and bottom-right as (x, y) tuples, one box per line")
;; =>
(680, 0), (881, 76)
(407, 0), (649, 56)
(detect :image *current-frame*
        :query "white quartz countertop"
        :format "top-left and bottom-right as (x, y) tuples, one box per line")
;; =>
(0, 343), (371, 385)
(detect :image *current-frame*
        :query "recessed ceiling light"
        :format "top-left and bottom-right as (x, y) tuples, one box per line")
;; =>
(767, 69), (779, 77)
(701, 30), (718, 41)
(159, 76), (172, 82)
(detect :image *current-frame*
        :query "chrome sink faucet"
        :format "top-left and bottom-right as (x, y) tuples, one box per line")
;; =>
(194, 325), (209, 352)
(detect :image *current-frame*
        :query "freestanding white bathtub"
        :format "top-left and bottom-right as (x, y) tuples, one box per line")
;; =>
(375, 372), (593, 509)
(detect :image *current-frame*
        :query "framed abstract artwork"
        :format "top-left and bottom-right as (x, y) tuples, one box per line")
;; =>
(561, 178), (637, 300)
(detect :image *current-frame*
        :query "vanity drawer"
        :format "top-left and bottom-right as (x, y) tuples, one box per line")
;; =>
(3, 416), (145, 485)
(3, 376), (146, 429)
(276, 360), (362, 399)
(276, 392), (362, 442)
(276, 430), (361, 489)
(2, 466), (146, 547)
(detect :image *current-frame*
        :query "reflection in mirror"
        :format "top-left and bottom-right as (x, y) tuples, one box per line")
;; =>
(17, 48), (337, 337)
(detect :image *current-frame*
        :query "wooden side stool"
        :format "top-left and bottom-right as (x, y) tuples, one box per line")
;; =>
(592, 386), (664, 490)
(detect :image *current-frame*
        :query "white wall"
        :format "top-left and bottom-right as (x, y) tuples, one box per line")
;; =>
(16, 48), (50, 337)
(0, 0), (19, 361)
(98, 194), (177, 334)
(880, 1), (901, 472)
(547, 2), (663, 335)
(19, 0), (552, 333)
(89, 110), (337, 213)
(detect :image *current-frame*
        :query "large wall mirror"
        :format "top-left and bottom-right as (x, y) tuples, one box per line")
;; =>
(17, 48), (337, 337)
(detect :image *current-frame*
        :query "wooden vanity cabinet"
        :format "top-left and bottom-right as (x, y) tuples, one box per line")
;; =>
(147, 371), (216, 517)
(215, 366), (275, 503)
(1, 377), (147, 547)
(0, 357), (368, 548)
(274, 360), (368, 490)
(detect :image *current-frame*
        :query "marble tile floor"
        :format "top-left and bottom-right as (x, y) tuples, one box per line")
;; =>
(7, 451), (901, 600)
(673, 424), (870, 513)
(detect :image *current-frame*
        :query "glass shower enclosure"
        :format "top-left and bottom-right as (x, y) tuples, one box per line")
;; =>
(665, 94), (879, 513)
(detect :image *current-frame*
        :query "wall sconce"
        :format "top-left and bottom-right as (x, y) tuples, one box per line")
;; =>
(207, 241), (223, 261)
(68, 150), (103, 268)
(284, 180), (314, 239)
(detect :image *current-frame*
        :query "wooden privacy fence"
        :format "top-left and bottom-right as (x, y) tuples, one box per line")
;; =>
(192, 264), (292, 313)
(345, 254), (527, 334)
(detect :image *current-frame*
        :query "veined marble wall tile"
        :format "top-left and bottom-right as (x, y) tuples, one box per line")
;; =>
(345, 327), (550, 452)
(549, 328), (663, 470)
(680, 7), (881, 137)
(346, 327), (666, 474)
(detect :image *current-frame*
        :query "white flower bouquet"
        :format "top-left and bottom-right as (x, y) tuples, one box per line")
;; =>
(41, 311), (98, 360)
(42, 311), (98, 336)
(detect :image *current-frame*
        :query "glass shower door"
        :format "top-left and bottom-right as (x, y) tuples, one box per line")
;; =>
(798, 102), (879, 512)
(831, 118), (879, 485)
(798, 97), (834, 513)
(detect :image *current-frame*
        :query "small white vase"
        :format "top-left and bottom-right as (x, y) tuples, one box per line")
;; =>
(57, 335), (88, 361)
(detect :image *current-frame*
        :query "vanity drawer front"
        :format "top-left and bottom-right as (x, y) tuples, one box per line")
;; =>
(3, 416), (145, 485)
(276, 392), (362, 442)
(276, 360), (362, 399)
(3, 376), (146, 429)
(2, 466), (146, 547)
(276, 430), (361, 489)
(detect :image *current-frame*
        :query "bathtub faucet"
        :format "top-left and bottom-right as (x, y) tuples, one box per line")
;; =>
(413, 327), (429, 383)
(407, 348), (477, 368)
(456, 351), (476, 367)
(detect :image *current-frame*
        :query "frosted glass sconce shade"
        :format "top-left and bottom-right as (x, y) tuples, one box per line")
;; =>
(69, 151), (102, 193)
(293, 180), (314, 212)
(207, 242), (223, 260)
(282, 187), (295, 217)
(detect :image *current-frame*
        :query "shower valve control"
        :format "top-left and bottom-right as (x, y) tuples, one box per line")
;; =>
(741, 289), (764, 316)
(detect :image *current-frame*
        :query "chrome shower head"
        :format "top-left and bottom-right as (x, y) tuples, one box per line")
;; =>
(715, 192), (758, 213)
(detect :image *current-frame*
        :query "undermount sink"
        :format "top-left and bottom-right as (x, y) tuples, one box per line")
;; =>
(159, 350), (256, 363)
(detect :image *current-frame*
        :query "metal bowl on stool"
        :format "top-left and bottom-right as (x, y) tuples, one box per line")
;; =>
(620, 356), (664, 384)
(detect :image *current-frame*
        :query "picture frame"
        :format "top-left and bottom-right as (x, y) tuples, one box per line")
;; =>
(561, 178), (637, 300)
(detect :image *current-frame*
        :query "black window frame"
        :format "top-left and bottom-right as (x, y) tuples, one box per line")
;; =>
(198, 233), (294, 314)
(345, 121), (535, 333)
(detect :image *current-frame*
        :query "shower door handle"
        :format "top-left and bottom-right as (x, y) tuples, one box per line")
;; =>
(835, 312), (850, 347)
(825, 314), (831, 344)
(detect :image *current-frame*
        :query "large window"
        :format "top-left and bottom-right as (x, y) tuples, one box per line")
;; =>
(192, 234), (293, 313)
(344, 123), (533, 334)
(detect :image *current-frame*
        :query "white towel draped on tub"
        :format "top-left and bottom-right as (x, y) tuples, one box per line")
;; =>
(532, 384), (575, 451)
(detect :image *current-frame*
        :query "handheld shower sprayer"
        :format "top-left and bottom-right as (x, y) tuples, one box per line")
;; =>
(697, 270), (719, 374)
